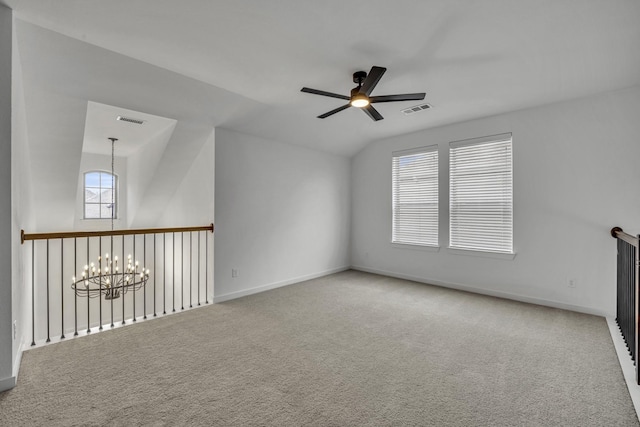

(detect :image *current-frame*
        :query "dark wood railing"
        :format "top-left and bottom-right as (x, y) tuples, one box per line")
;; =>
(611, 226), (640, 384)
(21, 224), (213, 347)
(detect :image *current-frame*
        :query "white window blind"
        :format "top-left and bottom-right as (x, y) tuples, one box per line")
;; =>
(392, 146), (438, 246)
(449, 134), (513, 253)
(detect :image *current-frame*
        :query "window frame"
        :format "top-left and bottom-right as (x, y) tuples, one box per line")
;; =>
(448, 133), (513, 255)
(83, 170), (118, 220)
(391, 145), (439, 248)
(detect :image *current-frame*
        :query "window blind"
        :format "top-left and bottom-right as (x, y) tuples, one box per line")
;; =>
(392, 146), (438, 246)
(449, 134), (513, 253)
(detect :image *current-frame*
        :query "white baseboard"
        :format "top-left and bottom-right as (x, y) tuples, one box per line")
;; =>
(13, 339), (23, 379)
(351, 265), (607, 317)
(0, 340), (24, 392)
(213, 266), (350, 303)
(0, 375), (16, 392)
(606, 317), (640, 421)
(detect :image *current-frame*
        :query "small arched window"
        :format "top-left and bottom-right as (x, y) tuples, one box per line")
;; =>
(84, 171), (117, 219)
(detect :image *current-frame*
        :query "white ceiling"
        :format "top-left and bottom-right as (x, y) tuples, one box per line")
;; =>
(82, 102), (177, 157)
(5, 0), (640, 158)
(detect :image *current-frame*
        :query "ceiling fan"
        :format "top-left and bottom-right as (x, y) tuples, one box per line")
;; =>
(301, 66), (425, 121)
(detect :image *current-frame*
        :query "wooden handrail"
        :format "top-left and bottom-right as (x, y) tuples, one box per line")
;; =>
(611, 226), (639, 248)
(21, 223), (214, 244)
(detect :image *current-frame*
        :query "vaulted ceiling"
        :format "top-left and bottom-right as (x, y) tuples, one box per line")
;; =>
(4, 0), (640, 229)
(6, 0), (640, 157)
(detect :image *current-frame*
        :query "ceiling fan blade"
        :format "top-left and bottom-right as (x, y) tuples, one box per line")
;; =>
(359, 66), (386, 96)
(362, 105), (383, 121)
(370, 93), (426, 103)
(301, 87), (350, 101)
(318, 104), (351, 119)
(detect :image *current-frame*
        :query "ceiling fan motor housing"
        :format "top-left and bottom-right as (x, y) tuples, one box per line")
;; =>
(350, 87), (364, 97)
(353, 70), (367, 84)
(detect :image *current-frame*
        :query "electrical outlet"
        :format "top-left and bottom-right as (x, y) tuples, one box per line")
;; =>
(232, 269), (238, 278)
(568, 279), (576, 288)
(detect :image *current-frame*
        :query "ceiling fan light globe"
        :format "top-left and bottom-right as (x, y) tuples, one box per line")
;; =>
(351, 97), (370, 108)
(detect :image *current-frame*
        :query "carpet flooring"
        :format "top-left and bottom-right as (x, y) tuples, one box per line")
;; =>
(0, 270), (637, 426)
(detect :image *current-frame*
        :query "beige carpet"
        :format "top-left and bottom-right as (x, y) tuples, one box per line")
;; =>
(1, 270), (637, 426)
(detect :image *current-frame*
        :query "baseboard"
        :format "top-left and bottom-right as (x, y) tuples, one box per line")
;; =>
(351, 265), (607, 317)
(0, 340), (24, 392)
(606, 317), (640, 421)
(0, 375), (16, 393)
(213, 266), (350, 303)
(13, 339), (23, 379)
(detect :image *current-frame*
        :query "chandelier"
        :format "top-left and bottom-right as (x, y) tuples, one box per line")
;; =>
(71, 137), (150, 299)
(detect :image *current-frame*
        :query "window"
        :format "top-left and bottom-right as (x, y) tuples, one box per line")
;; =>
(392, 146), (438, 246)
(449, 133), (513, 253)
(84, 171), (117, 219)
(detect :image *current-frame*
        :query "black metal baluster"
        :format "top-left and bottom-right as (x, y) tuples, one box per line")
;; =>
(122, 235), (126, 325)
(154, 233), (157, 317)
(206, 231), (209, 304)
(133, 235), (136, 322)
(629, 243), (633, 357)
(87, 237), (90, 333)
(617, 239), (621, 331)
(618, 239), (626, 350)
(189, 231), (193, 308)
(46, 240), (50, 343)
(99, 237), (103, 330)
(633, 244), (637, 361)
(173, 232), (176, 312)
(110, 235), (114, 328)
(74, 237), (78, 336)
(629, 243), (633, 356)
(198, 231), (201, 306)
(31, 241), (35, 346)
(163, 233), (166, 315)
(144, 234), (147, 320)
(635, 234), (640, 385)
(621, 240), (629, 352)
(60, 239), (65, 339)
(181, 232), (184, 310)
(626, 240), (630, 353)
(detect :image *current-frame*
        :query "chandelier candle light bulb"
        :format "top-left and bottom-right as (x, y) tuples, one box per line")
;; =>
(71, 251), (149, 299)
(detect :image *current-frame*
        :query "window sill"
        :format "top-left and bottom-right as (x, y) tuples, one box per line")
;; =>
(447, 247), (516, 260)
(391, 243), (440, 252)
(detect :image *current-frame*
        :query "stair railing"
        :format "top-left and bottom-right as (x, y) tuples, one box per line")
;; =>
(21, 224), (213, 346)
(611, 226), (640, 384)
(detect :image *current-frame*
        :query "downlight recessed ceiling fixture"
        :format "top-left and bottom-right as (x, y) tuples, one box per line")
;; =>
(301, 66), (426, 121)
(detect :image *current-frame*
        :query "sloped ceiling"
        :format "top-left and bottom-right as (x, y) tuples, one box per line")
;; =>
(6, 0), (640, 157)
(6, 0), (640, 230)
(14, 20), (256, 229)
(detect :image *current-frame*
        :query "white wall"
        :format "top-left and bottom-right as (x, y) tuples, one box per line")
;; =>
(159, 129), (214, 227)
(10, 7), (34, 390)
(352, 86), (640, 317)
(126, 123), (174, 228)
(0, 4), (13, 390)
(214, 128), (350, 301)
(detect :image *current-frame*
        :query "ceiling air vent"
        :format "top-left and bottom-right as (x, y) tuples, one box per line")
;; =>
(116, 115), (145, 125)
(401, 103), (432, 115)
